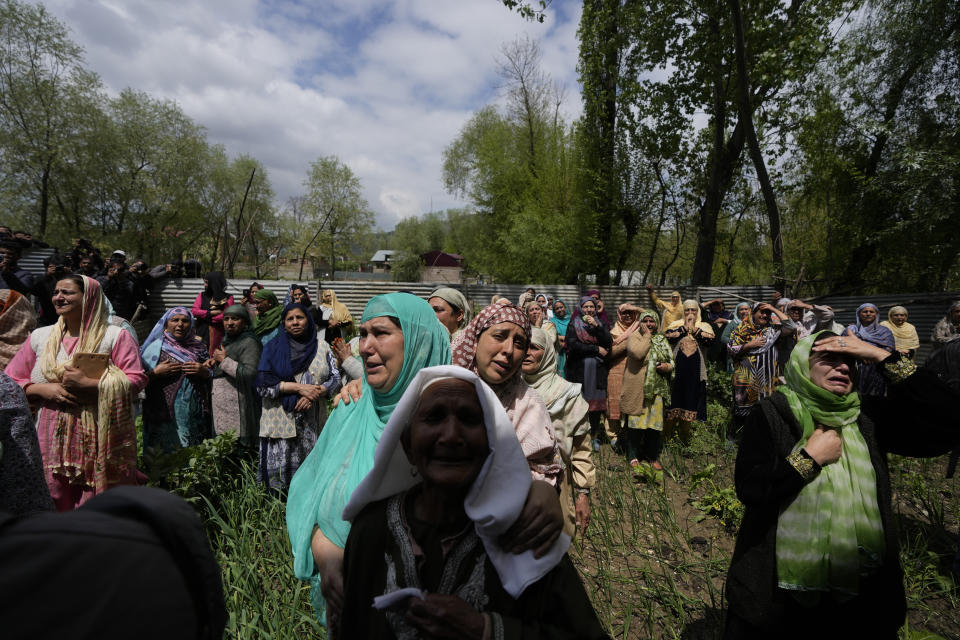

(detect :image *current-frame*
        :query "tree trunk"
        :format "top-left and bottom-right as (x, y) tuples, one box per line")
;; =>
(39, 162), (51, 235)
(690, 67), (746, 286)
(644, 165), (669, 286)
(729, 0), (784, 290)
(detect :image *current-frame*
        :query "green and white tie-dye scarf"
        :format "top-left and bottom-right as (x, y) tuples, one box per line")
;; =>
(776, 332), (886, 601)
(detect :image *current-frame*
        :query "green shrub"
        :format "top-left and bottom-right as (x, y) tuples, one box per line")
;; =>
(706, 362), (733, 407)
(145, 432), (248, 507)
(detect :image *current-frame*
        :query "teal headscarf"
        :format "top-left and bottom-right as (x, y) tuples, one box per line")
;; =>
(285, 293), (451, 624)
(776, 332), (885, 601)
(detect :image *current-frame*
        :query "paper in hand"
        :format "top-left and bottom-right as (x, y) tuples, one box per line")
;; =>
(372, 587), (424, 610)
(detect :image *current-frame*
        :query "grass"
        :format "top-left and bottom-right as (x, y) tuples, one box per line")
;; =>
(153, 374), (960, 639)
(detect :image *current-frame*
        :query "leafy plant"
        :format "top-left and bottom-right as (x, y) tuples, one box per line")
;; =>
(145, 431), (245, 506)
(689, 463), (744, 529)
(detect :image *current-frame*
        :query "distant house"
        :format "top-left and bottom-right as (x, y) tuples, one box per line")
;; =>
(420, 251), (464, 283)
(370, 250), (396, 273)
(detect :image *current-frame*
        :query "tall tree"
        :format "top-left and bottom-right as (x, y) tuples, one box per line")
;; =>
(301, 156), (374, 276)
(0, 0), (101, 234)
(612, 0), (850, 285)
(443, 38), (580, 283)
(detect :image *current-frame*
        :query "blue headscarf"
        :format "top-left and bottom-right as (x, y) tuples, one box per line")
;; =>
(256, 303), (318, 412)
(846, 303), (895, 350)
(140, 307), (207, 369)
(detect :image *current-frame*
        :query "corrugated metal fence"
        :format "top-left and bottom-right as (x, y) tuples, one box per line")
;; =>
(314, 281), (779, 320)
(813, 292), (959, 363)
(17, 255), (957, 362)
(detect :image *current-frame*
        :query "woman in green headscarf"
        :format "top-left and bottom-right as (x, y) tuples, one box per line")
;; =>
(252, 288), (282, 345)
(725, 331), (960, 637)
(208, 304), (262, 447)
(286, 293), (452, 627)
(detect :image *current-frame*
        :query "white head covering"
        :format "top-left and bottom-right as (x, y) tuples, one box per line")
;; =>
(342, 365), (570, 597)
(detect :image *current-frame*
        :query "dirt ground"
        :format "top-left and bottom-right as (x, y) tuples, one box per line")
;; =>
(570, 439), (960, 640)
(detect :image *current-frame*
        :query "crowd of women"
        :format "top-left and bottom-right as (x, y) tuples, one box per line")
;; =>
(2, 272), (960, 639)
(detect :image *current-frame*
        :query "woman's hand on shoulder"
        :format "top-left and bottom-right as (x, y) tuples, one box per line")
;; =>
(405, 594), (485, 640)
(332, 378), (363, 408)
(499, 479), (563, 558)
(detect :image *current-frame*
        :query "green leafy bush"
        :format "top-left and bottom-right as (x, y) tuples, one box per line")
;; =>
(144, 431), (247, 507)
(706, 362), (733, 407)
(689, 463), (744, 529)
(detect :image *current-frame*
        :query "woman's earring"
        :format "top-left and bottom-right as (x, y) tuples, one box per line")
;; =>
(410, 466), (418, 477)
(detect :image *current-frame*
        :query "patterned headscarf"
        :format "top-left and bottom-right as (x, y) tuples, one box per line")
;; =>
(0, 289), (36, 369)
(639, 309), (673, 401)
(572, 296), (600, 344)
(140, 307), (209, 368)
(451, 302), (531, 377)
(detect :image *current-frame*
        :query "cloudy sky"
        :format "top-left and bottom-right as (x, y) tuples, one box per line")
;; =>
(44, 0), (584, 230)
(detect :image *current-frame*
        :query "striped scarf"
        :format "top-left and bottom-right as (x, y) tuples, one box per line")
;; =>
(776, 332), (885, 601)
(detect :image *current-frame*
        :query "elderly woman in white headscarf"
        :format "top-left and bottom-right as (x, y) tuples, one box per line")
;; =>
(522, 327), (595, 538)
(338, 366), (609, 640)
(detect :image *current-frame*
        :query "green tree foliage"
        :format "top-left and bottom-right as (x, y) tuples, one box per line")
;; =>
(443, 37), (581, 283)
(581, 0), (852, 287)
(789, 0), (960, 292)
(0, 0), (278, 269)
(0, 0), (100, 235)
(299, 155), (374, 276)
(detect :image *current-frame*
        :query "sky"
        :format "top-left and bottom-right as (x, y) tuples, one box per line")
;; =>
(44, 0), (584, 230)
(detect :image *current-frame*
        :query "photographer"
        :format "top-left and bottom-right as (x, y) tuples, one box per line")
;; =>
(0, 241), (35, 295)
(100, 261), (136, 320)
(148, 260), (184, 282)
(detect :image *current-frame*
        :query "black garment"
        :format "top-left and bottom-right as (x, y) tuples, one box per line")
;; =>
(32, 274), (59, 327)
(665, 328), (712, 422)
(340, 493), (610, 640)
(724, 364), (960, 638)
(564, 322), (613, 386)
(0, 486), (226, 640)
(0, 266), (32, 295)
(625, 428), (661, 463)
(101, 273), (136, 320)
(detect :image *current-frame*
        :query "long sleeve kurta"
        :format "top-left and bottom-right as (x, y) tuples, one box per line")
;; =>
(726, 362), (960, 635)
(619, 332), (652, 416)
(211, 334), (263, 447)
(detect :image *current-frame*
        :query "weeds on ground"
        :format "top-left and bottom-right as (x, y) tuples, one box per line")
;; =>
(143, 377), (959, 639)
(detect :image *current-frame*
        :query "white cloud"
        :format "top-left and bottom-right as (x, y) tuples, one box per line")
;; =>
(46, 0), (582, 230)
